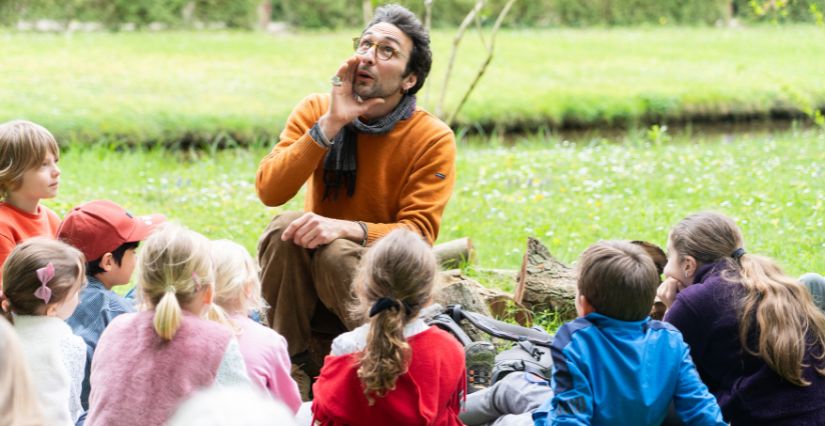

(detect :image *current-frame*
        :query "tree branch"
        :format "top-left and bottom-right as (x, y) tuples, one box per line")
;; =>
(436, 0), (485, 118)
(446, 0), (516, 127)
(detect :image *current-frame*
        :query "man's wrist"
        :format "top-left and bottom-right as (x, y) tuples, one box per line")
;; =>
(318, 114), (345, 143)
(354, 221), (368, 246)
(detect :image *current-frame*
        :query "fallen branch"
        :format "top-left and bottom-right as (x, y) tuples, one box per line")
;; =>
(434, 237), (475, 269)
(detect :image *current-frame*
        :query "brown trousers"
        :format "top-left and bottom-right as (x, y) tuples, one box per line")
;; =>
(257, 211), (365, 359)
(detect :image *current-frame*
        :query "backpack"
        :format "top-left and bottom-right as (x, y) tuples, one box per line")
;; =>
(424, 304), (554, 384)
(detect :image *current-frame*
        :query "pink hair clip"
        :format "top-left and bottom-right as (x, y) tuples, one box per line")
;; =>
(191, 272), (202, 292)
(34, 262), (55, 304)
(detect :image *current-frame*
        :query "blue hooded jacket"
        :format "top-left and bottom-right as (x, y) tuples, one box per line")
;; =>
(533, 312), (724, 426)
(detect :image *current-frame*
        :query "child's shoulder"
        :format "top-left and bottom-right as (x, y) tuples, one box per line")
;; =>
(236, 316), (287, 343)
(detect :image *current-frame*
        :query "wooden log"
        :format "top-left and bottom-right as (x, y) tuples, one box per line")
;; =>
(514, 237), (577, 321)
(434, 237), (475, 269)
(434, 270), (533, 326)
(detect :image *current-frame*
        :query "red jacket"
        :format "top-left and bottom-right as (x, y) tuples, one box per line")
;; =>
(312, 326), (466, 426)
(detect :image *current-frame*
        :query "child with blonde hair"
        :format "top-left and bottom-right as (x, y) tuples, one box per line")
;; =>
(309, 229), (466, 425)
(86, 224), (249, 426)
(1, 315), (46, 426)
(0, 120), (62, 280)
(0, 238), (86, 426)
(210, 239), (301, 413)
(659, 212), (825, 424)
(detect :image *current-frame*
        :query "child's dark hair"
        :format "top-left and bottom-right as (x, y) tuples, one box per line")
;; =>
(351, 229), (437, 404)
(577, 240), (659, 321)
(0, 238), (85, 324)
(86, 241), (140, 276)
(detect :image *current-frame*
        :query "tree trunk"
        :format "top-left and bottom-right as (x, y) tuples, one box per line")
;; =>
(362, 0), (373, 26)
(514, 237), (577, 320)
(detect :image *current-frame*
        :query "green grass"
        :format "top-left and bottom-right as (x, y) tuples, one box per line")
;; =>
(2, 26), (825, 144)
(47, 128), (825, 286)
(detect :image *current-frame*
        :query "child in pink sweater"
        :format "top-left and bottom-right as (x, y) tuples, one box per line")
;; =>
(86, 224), (249, 426)
(211, 239), (301, 413)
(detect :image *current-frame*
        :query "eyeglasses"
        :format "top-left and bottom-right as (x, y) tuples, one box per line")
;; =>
(352, 37), (406, 61)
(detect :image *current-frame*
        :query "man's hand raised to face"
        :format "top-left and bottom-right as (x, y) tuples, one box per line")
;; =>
(317, 56), (386, 140)
(281, 212), (365, 249)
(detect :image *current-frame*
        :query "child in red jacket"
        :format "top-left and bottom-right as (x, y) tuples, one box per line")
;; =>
(309, 229), (466, 426)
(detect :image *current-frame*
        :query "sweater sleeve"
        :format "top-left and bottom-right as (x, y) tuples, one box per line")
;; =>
(215, 339), (252, 386)
(267, 333), (302, 414)
(255, 94), (331, 207)
(363, 128), (456, 245)
(673, 340), (726, 425)
(542, 325), (592, 426)
(664, 293), (708, 365)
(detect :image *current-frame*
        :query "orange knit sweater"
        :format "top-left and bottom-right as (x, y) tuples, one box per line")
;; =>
(256, 94), (456, 245)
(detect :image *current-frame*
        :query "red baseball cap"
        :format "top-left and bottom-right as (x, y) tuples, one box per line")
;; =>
(57, 200), (166, 262)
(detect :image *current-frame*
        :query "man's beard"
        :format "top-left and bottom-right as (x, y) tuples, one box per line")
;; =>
(354, 80), (399, 100)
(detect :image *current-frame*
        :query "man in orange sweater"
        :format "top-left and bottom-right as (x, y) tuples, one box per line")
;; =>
(255, 5), (455, 389)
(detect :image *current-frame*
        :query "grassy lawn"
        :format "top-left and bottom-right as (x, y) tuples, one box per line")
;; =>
(2, 26), (825, 144)
(48, 128), (825, 288)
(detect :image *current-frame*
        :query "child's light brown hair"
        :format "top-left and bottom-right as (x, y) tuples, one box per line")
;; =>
(136, 223), (214, 341)
(0, 120), (60, 198)
(351, 228), (438, 404)
(670, 211), (825, 386)
(577, 240), (660, 321)
(0, 237), (85, 324)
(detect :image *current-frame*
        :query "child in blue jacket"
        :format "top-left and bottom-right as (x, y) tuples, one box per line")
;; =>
(535, 240), (723, 426)
(463, 240), (724, 426)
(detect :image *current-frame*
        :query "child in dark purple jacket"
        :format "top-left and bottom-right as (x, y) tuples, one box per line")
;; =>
(659, 212), (825, 425)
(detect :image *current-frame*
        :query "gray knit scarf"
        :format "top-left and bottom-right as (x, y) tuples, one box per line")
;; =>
(323, 94), (417, 201)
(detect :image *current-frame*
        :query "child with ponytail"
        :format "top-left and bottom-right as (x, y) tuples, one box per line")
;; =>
(309, 228), (466, 425)
(0, 237), (86, 426)
(210, 239), (301, 413)
(85, 224), (249, 426)
(659, 212), (825, 425)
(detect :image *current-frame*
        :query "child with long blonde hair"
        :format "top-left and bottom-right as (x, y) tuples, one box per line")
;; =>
(210, 239), (301, 413)
(0, 238), (86, 426)
(0, 120), (62, 281)
(85, 224), (249, 426)
(309, 229), (465, 425)
(659, 212), (825, 424)
(0, 314), (46, 426)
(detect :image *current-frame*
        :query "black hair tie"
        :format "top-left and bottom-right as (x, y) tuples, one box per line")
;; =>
(368, 297), (413, 317)
(731, 248), (746, 261)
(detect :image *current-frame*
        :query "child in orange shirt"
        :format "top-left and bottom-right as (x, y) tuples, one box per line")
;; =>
(0, 120), (62, 280)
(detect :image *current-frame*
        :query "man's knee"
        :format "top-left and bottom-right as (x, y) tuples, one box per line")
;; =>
(315, 238), (364, 270)
(258, 212), (305, 261)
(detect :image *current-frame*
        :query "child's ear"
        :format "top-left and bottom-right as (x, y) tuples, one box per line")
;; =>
(44, 303), (58, 317)
(99, 253), (115, 272)
(682, 255), (698, 282)
(576, 294), (596, 317)
(203, 285), (214, 305)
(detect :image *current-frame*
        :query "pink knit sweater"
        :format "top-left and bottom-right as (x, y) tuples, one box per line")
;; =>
(86, 311), (233, 426)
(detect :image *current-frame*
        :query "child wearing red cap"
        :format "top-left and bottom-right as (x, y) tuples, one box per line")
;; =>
(58, 199), (165, 412)
(0, 120), (62, 282)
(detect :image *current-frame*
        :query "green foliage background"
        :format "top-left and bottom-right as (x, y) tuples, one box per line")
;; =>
(2, 0), (825, 29)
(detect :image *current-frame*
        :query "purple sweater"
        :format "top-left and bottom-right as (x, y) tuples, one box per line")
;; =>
(665, 262), (825, 425)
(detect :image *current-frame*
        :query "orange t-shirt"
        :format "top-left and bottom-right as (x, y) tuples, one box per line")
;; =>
(0, 202), (60, 283)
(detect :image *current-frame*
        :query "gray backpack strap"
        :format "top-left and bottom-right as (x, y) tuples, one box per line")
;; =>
(449, 305), (553, 348)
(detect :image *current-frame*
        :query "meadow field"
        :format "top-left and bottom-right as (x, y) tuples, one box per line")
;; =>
(2, 26), (825, 144)
(49, 127), (825, 285)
